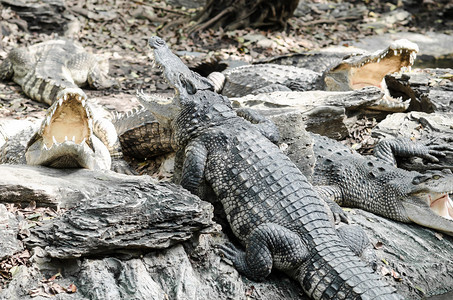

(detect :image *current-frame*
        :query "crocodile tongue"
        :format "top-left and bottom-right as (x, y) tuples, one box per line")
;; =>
(430, 193), (453, 220)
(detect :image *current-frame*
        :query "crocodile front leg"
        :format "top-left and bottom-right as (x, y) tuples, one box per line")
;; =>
(314, 185), (348, 224)
(235, 108), (280, 143)
(374, 138), (453, 166)
(180, 140), (208, 196)
(219, 223), (309, 281)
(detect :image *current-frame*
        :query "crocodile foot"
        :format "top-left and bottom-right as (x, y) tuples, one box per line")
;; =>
(217, 242), (257, 279)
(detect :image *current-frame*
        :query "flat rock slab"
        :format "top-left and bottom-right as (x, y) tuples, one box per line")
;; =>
(232, 87), (389, 139)
(0, 165), (215, 258)
(349, 208), (453, 299)
(372, 111), (453, 171)
(231, 87), (384, 112)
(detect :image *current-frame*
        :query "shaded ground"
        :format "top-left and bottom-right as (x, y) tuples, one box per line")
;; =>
(0, 0), (452, 122)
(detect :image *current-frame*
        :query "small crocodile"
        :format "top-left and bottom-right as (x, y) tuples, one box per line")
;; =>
(1, 89), (123, 171)
(0, 39), (116, 105)
(208, 39), (418, 98)
(138, 36), (402, 300)
(311, 133), (453, 235)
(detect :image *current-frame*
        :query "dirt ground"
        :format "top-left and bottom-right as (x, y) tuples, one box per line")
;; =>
(1, 0), (452, 121)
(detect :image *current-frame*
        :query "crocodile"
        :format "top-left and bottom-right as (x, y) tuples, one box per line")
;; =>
(207, 39), (418, 100)
(137, 36), (402, 300)
(0, 39), (116, 106)
(111, 105), (175, 160)
(1, 88), (124, 171)
(311, 133), (453, 236)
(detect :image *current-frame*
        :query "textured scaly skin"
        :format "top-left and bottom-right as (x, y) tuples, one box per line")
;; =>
(311, 133), (453, 235)
(0, 39), (115, 105)
(111, 105), (175, 159)
(139, 36), (402, 300)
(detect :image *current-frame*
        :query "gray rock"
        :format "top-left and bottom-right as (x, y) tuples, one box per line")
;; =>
(348, 209), (453, 299)
(0, 0), (68, 34)
(373, 111), (453, 171)
(231, 87), (388, 139)
(0, 204), (23, 260)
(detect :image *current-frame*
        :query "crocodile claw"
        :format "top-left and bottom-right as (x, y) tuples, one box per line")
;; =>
(330, 202), (350, 225)
(217, 242), (243, 263)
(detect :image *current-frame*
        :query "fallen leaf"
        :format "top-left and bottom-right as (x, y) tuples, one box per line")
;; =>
(374, 242), (383, 249)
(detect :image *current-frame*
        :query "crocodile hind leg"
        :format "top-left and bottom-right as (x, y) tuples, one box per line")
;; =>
(219, 223), (309, 281)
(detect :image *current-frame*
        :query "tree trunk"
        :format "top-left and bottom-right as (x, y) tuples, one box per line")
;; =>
(191, 0), (299, 33)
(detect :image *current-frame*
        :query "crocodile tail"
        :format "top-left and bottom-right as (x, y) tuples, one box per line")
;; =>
(297, 237), (401, 300)
(0, 57), (13, 80)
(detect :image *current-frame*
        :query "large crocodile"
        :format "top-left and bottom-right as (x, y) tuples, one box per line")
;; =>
(310, 133), (453, 236)
(1, 88), (124, 171)
(0, 39), (116, 106)
(137, 36), (402, 300)
(207, 39), (418, 98)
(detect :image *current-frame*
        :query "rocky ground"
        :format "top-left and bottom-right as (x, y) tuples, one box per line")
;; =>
(0, 0), (453, 299)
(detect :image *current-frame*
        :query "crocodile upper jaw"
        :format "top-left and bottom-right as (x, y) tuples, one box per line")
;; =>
(325, 39), (418, 91)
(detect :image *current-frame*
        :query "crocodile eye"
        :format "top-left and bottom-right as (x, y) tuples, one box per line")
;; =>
(412, 175), (429, 185)
(432, 175), (441, 180)
(155, 38), (165, 46)
(179, 74), (197, 95)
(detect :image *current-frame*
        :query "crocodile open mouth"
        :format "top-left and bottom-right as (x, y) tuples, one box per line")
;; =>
(41, 90), (93, 150)
(329, 39), (418, 90)
(429, 193), (453, 220)
(349, 43), (417, 89)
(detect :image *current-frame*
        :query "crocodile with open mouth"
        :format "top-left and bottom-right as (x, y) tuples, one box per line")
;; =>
(310, 133), (453, 236)
(137, 36), (402, 300)
(1, 88), (123, 171)
(207, 39), (418, 111)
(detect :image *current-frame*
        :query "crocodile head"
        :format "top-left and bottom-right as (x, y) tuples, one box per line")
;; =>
(324, 39), (418, 92)
(399, 170), (453, 235)
(25, 88), (111, 169)
(137, 36), (216, 127)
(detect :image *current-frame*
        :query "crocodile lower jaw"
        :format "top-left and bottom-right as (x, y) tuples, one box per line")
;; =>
(26, 139), (107, 169)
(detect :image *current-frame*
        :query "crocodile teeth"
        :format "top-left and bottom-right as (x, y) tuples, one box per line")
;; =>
(81, 138), (86, 145)
(52, 136), (58, 145)
(64, 94), (68, 101)
(65, 136), (68, 141)
(82, 100), (86, 107)
(58, 98), (63, 106)
(88, 119), (93, 129)
(72, 136), (76, 142)
(43, 144), (48, 150)
(46, 116), (51, 125)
